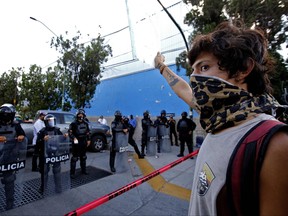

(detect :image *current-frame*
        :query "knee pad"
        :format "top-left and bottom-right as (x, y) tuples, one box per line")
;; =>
(80, 155), (87, 161)
(1, 174), (16, 184)
(53, 164), (61, 174)
(71, 156), (78, 162)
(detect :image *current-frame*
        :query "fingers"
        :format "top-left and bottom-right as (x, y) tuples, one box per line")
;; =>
(155, 52), (165, 69)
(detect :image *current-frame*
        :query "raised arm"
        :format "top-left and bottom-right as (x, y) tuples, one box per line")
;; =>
(154, 52), (196, 109)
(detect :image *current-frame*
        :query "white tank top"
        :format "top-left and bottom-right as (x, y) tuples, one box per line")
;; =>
(188, 114), (276, 216)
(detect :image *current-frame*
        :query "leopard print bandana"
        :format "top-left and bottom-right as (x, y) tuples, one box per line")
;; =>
(190, 75), (283, 133)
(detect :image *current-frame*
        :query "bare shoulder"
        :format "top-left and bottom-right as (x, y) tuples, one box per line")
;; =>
(259, 130), (288, 215)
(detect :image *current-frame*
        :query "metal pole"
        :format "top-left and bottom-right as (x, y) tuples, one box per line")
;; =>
(125, 0), (137, 60)
(30, 17), (58, 38)
(30, 17), (65, 110)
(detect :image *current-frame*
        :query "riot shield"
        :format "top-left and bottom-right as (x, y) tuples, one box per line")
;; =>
(115, 133), (129, 173)
(146, 125), (157, 156)
(0, 138), (27, 211)
(43, 135), (70, 195)
(158, 125), (171, 153)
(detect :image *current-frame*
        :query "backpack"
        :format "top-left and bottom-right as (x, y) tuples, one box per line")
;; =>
(226, 120), (288, 215)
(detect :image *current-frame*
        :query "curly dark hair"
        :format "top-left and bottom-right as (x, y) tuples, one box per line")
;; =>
(188, 21), (275, 95)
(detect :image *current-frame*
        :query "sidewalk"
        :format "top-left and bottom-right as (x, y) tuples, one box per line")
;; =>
(2, 145), (197, 216)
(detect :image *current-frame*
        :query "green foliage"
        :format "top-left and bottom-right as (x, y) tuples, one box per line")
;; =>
(50, 32), (112, 109)
(0, 30), (112, 116)
(181, 0), (288, 101)
(18, 65), (63, 118)
(0, 68), (21, 106)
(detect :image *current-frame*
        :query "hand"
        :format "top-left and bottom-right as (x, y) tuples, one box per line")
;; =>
(0, 136), (6, 142)
(123, 129), (128, 134)
(44, 135), (49, 141)
(87, 141), (91, 147)
(17, 135), (25, 142)
(154, 52), (165, 69)
(64, 133), (68, 137)
(74, 138), (79, 144)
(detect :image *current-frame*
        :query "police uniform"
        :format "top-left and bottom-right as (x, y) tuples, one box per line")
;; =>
(0, 104), (26, 210)
(69, 109), (90, 178)
(36, 114), (63, 194)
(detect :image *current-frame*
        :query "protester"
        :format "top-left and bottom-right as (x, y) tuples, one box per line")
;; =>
(154, 20), (288, 215)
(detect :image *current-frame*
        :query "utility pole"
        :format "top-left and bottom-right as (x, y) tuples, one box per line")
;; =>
(30, 17), (65, 110)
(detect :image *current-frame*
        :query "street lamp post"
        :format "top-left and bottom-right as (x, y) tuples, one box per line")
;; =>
(30, 17), (65, 110)
(30, 17), (58, 38)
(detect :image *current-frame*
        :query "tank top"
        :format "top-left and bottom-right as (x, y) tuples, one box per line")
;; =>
(188, 114), (276, 215)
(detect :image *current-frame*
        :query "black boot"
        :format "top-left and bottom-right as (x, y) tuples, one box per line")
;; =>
(134, 144), (144, 159)
(32, 154), (39, 171)
(80, 160), (88, 175)
(6, 200), (14, 210)
(141, 145), (146, 156)
(70, 159), (76, 178)
(110, 151), (116, 173)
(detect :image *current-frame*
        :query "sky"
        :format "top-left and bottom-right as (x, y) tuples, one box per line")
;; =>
(0, 0), (192, 75)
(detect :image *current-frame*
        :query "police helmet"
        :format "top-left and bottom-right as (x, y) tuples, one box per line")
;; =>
(44, 114), (56, 128)
(181, 111), (188, 117)
(0, 104), (16, 124)
(114, 110), (122, 117)
(122, 115), (129, 123)
(76, 108), (86, 116)
(143, 110), (149, 117)
(160, 110), (166, 115)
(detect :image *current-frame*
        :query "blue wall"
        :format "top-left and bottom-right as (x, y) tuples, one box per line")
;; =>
(84, 64), (198, 118)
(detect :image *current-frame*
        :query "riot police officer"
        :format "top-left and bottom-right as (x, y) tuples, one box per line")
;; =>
(110, 110), (128, 172)
(36, 114), (67, 194)
(0, 104), (26, 210)
(177, 111), (196, 158)
(154, 110), (168, 127)
(69, 109), (91, 178)
(154, 110), (169, 153)
(141, 110), (153, 156)
(122, 116), (144, 159)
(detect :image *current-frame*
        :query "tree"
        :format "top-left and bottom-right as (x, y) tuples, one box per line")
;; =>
(179, 0), (288, 100)
(50, 31), (112, 109)
(18, 65), (64, 118)
(0, 68), (21, 106)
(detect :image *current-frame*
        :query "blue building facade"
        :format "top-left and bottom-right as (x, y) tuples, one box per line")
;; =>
(84, 64), (198, 118)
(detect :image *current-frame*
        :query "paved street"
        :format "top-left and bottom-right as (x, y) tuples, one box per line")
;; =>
(2, 144), (197, 216)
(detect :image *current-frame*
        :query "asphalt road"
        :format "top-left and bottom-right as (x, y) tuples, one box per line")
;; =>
(2, 144), (197, 216)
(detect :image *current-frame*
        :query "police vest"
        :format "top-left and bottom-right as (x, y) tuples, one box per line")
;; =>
(0, 124), (17, 141)
(76, 122), (88, 138)
(178, 119), (189, 133)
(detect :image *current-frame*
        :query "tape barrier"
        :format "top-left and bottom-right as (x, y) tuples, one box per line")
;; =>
(65, 149), (199, 216)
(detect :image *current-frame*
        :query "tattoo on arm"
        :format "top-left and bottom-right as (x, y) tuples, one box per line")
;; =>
(166, 70), (179, 86)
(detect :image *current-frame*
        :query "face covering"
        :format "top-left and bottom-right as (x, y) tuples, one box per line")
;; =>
(190, 75), (283, 133)
(48, 120), (55, 128)
(77, 116), (84, 121)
